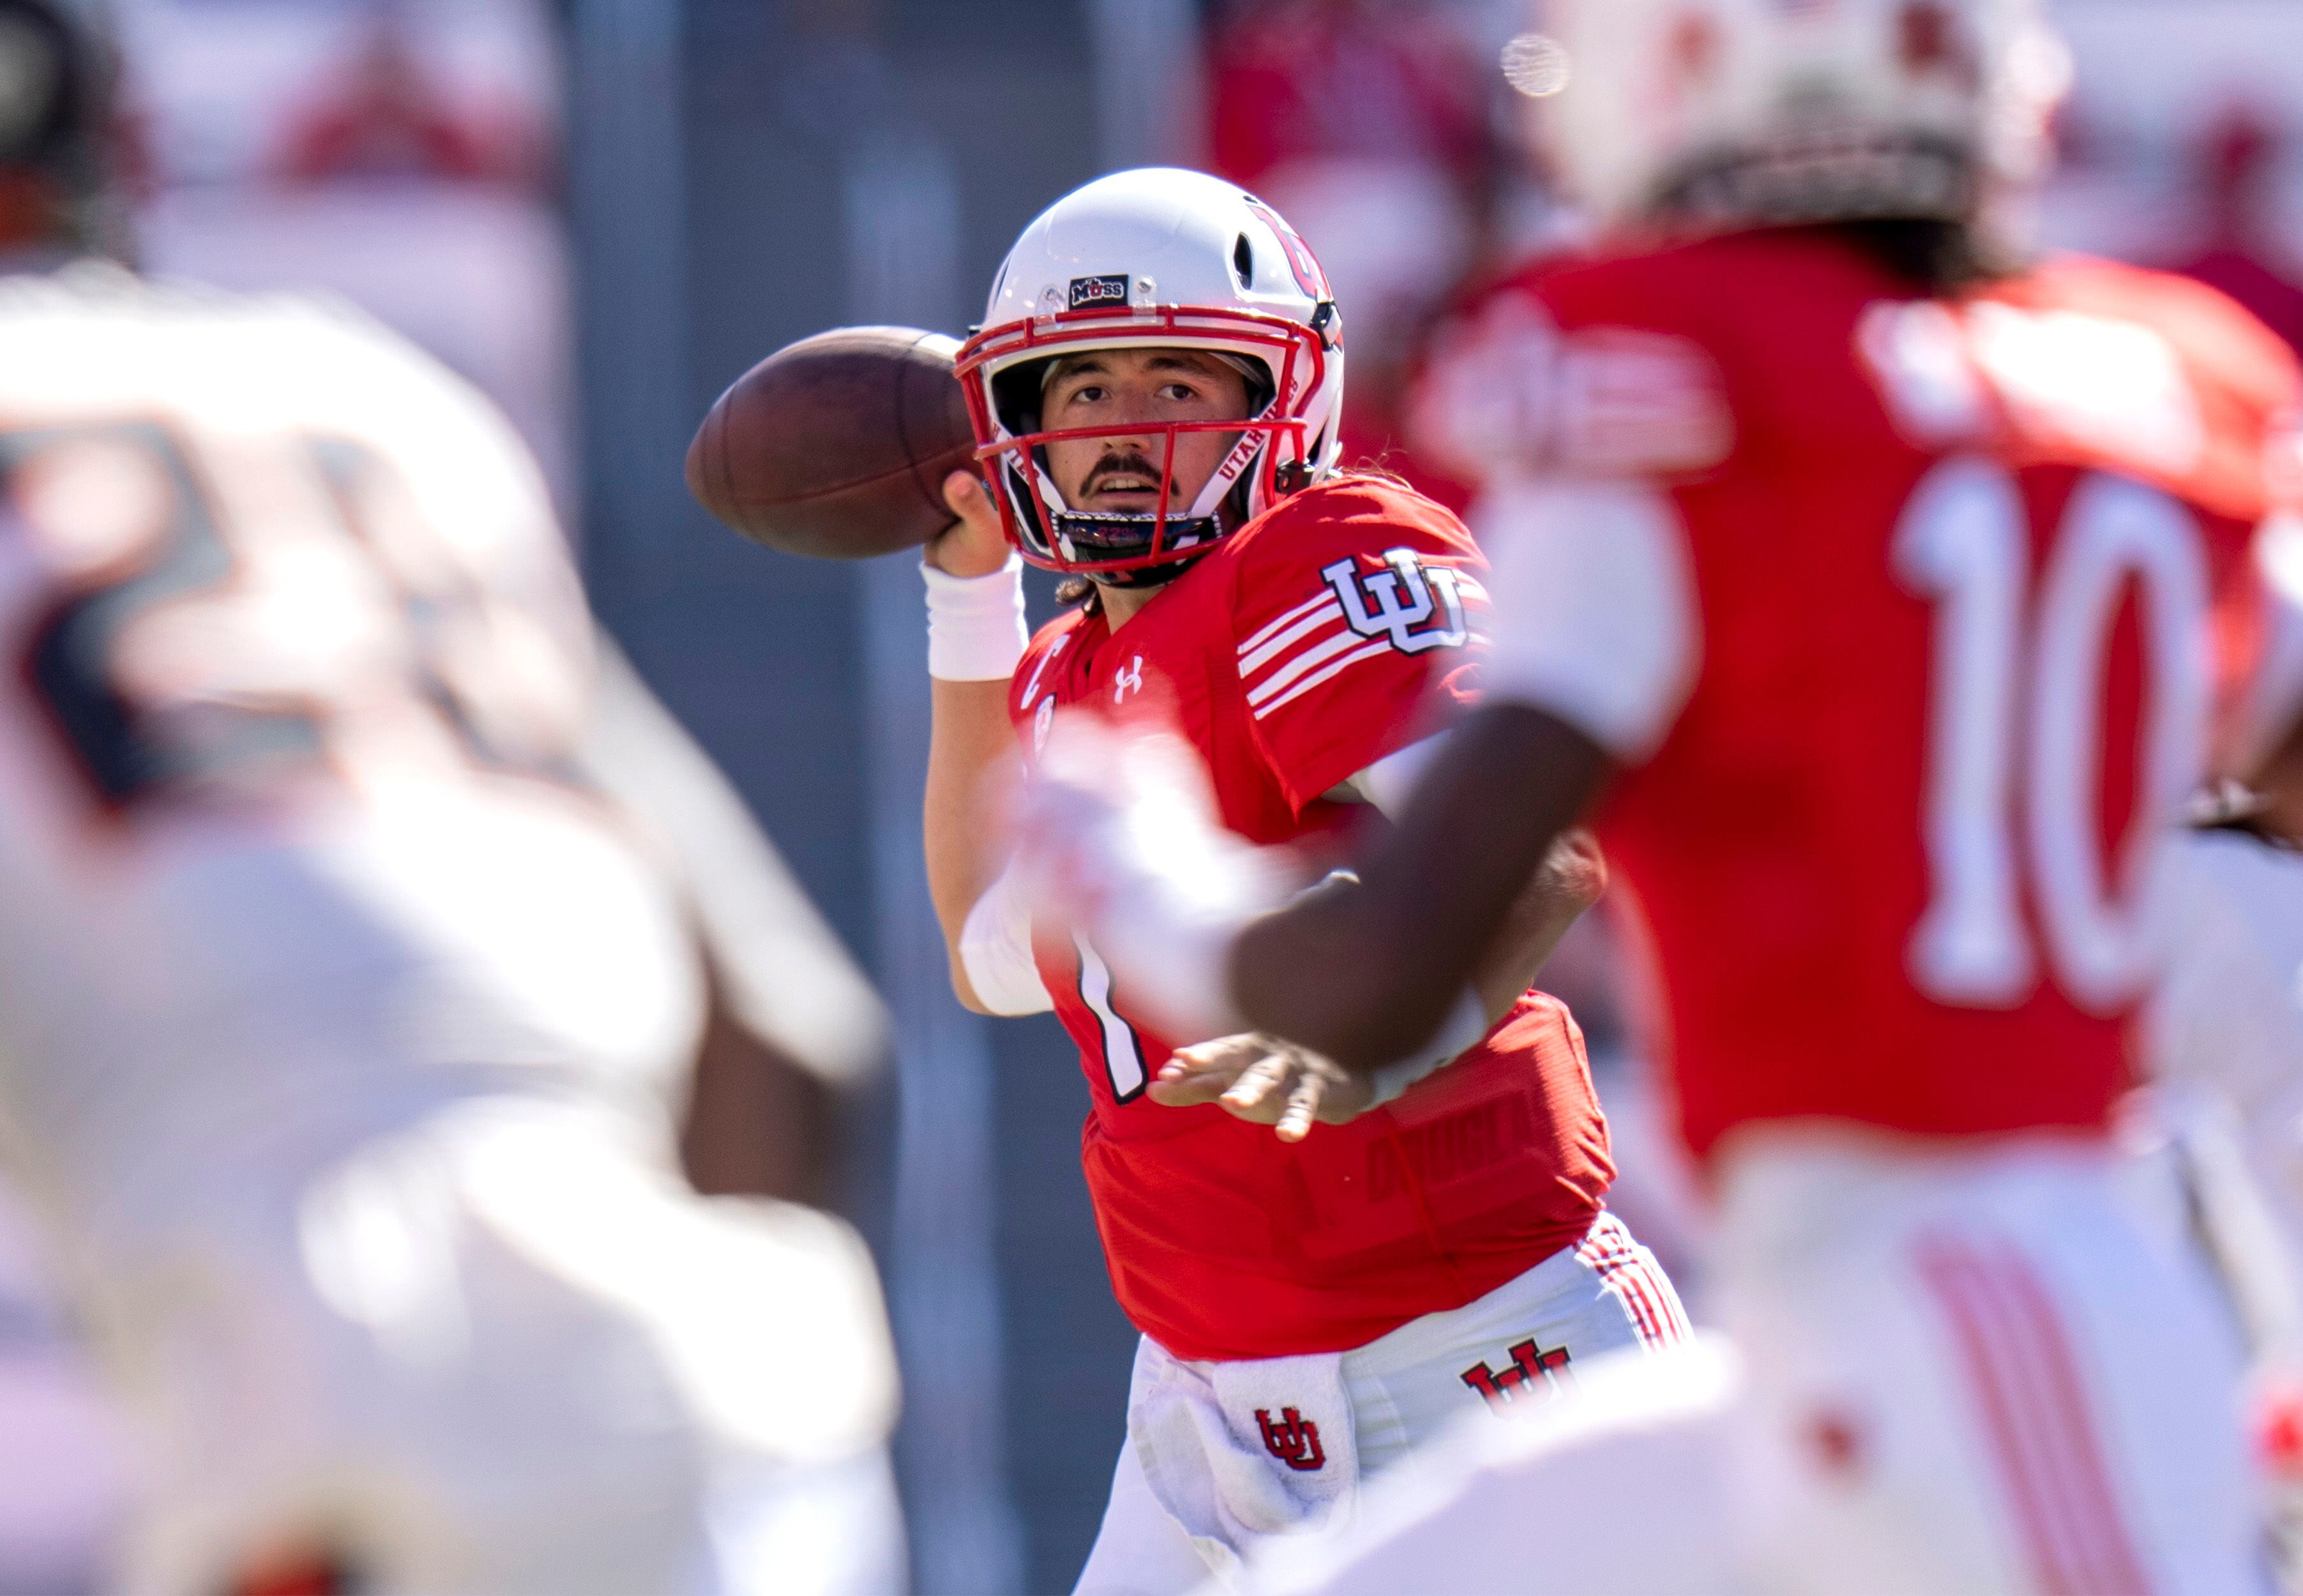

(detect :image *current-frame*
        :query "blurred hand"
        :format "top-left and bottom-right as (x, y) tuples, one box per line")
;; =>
(1015, 714), (1297, 1042)
(1151, 1032), (1375, 1141)
(1543, 827), (1608, 912)
(926, 470), (1011, 578)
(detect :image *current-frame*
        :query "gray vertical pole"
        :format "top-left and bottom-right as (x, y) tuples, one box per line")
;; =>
(1087, 0), (1209, 174)
(847, 134), (1028, 1596)
(567, 0), (688, 589)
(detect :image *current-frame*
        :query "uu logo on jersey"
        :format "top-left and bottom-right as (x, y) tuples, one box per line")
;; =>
(1321, 548), (1469, 655)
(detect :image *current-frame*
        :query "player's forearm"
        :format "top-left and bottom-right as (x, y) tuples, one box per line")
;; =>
(1469, 831), (1607, 1022)
(918, 517), (1032, 1011)
(925, 677), (1020, 1009)
(2247, 714), (2303, 845)
(1230, 706), (1609, 1074)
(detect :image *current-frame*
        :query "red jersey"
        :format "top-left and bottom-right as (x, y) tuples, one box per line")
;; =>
(1414, 230), (2303, 1168)
(1009, 477), (1613, 1362)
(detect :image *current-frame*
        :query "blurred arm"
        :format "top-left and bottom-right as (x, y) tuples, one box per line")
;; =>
(923, 472), (1044, 1015)
(1346, 735), (1607, 1021)
(927, 672), (1022, 1014)
(1469, 829), (1608, 1018)
(682, 958), (841, 1203)
(579, 636), (891, 1198)
(1233, 472), (1693, 1069)
(1234, 705), (1612, 1074)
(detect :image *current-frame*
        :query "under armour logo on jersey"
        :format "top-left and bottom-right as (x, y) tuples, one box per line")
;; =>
(1256, 1407), (1327, 1472)
(1460, 1339), (1573, 1415)
(1112, 656), (1145, 703)
(1323, 548), (1468, 656)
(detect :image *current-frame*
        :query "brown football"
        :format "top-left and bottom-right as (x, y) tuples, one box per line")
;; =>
(685, 325), (977, 559)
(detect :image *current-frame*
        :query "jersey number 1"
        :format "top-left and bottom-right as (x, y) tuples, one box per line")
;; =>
(1074, 934), (1149, 1103)
(1896, 458), (2210, 1013)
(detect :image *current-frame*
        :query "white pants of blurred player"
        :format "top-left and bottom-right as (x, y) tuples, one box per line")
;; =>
(1239, 1133), (2264, 1596)
(1075, 1211), (1687, 1595)
(67, 1095), (903, 1596)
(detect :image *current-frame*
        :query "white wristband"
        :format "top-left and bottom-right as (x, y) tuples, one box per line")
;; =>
(1366, 987), (1490, 1107)
(925, 552), (1030, 681)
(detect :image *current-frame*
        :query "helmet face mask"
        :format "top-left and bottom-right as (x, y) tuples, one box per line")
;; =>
(957, 169), (1346, 584)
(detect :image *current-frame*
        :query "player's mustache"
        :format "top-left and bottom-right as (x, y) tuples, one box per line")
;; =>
(1084, 453), (1169, 493)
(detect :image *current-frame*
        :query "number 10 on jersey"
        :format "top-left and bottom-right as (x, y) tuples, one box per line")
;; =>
(1896, 458), (2210, 1014)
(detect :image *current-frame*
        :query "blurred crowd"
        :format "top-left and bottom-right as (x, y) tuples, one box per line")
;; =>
(1203, 0), (2303, 477)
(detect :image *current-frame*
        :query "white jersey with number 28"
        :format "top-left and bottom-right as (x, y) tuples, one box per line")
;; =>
(0, 264), (700, 1233)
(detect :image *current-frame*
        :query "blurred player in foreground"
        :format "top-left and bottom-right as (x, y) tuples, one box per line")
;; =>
(0, 4), (900, 1590)
(2149, 788), (2303, 1276)
(1022, 0), (2303, 1589)
(920, 167), (1686, 1593)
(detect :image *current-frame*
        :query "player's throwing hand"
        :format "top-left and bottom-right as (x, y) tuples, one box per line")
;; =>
(926, 469), (1009, 577)
(1152, 1033), (1374, 1141)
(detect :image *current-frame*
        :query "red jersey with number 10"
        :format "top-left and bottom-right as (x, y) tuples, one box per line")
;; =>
(1416, 230), (2303, 1167)
(1008, 478), (1614, 1363)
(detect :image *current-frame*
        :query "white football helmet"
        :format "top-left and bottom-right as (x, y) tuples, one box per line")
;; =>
(1520, 0), (2071, 231)
(955, 167), (1346, 583)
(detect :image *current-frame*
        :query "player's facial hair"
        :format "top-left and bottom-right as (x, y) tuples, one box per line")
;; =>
(1082, 451), (1167, 495)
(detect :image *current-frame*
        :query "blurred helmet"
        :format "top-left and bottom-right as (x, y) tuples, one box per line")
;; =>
(0, 0), (121, 255)
(955, 167), (1346, 585)
(1518, 0), (2072, 233)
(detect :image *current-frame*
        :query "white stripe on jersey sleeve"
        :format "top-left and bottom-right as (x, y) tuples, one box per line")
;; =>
(1237, 598), (1345, 676)
(1472, 478), (1702, 762)
(1237, 587), (1343, 657)
(1253, 640), (1393, 720)
(1247, 624), (1371, 707)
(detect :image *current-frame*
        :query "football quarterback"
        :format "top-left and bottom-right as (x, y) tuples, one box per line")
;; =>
(919, 167), (1684, 1593)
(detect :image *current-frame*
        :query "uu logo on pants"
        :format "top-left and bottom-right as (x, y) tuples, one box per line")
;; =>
(1255, 1406), (1327, 1472)
(1460, 1339), (1572, 1414)
(1320, 548), (1469, 655)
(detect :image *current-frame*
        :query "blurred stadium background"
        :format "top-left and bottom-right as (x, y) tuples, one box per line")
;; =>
(56, 0), (2303, 1590)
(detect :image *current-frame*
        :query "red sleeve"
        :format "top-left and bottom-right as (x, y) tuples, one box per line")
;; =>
(1228, 479), (1490, 813)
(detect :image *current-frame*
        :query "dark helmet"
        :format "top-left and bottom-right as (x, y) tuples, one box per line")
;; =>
(0, 0), (124, 257)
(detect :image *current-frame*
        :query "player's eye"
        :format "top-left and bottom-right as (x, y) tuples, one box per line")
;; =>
(1159, 382), (1199, 403)
(1064, 384), (1105, 407)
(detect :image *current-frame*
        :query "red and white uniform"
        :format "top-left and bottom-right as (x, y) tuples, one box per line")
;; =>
(1002, 478), (1684, 1591)
(1423, 236), (2298, 1162)
(1286, 232), (2299, 1596)
(1012, 478), (1617, 1362)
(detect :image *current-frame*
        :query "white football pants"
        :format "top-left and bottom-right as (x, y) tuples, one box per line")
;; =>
(68, 1095), (904, 1596)
(1238, 1133), (2267, 1596)
(1075, 1211), (1688, 1595)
